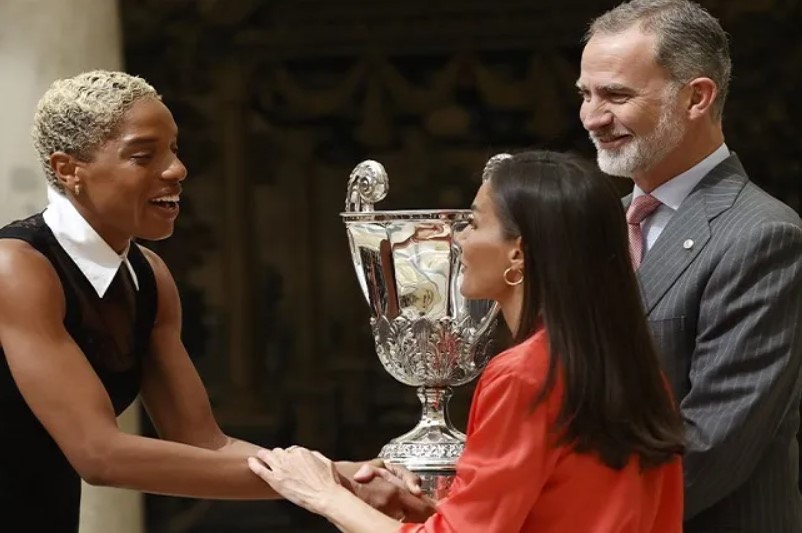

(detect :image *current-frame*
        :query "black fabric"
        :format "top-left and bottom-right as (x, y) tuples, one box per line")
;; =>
(0, 213), (157, 532)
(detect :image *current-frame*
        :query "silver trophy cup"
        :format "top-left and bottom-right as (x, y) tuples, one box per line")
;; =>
(341, 160), (500, 499)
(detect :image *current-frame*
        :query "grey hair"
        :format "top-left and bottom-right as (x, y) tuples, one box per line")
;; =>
(32, 70), (160, 193)
(585, 0), (731, 121)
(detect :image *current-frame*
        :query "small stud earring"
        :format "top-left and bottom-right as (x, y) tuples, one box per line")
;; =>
(74, 184), (81, 196)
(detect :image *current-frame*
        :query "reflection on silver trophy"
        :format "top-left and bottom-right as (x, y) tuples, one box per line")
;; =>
(341, 160), (500, 499)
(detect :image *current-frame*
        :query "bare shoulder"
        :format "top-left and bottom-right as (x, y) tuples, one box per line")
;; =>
(0, 239), (64, 318)
(135, 243), (181, 324)
(136, 244), (170, 278)
(136, 244), (180, 290)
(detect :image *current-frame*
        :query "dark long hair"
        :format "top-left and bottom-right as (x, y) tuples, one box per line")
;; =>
(487, 150), (684, 469)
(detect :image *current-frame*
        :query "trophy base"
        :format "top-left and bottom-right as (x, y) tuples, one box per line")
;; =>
(379, 389), (465, 500)
(414, 469), (457, 501)
(379, 437), (464, 471)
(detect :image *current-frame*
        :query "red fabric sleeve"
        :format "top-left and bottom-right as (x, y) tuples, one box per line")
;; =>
(400, 354), (559, 533)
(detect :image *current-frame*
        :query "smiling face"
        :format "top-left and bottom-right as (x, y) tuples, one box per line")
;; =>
(55, 97), (187, 250)
(456, 181), (521, 302)
(578, 26), (688, 182)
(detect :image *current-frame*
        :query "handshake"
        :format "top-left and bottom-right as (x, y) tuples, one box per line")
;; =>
(248, 446), (436, 523)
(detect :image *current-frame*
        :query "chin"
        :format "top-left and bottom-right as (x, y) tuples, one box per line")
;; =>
(459, 282), (481, 300)
(136, 226), (175, 242)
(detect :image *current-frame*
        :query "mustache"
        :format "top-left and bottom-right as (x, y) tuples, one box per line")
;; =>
(589, 129), (632, 144)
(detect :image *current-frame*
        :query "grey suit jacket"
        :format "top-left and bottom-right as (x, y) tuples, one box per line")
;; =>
(630, 154), (802, 532)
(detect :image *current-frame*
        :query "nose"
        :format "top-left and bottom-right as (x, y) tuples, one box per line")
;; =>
(580, 99), (614, 133)
(163, 155), (187, 182)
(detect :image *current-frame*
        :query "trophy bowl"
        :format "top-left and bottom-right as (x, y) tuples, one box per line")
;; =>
(342, 160), (500, 499)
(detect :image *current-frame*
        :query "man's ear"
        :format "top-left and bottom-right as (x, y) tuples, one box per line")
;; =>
(50, 152), (80, 193)
(686, 77), (719, 121)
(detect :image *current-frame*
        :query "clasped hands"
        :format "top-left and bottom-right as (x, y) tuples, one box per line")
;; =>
(248, 446), (435, 522)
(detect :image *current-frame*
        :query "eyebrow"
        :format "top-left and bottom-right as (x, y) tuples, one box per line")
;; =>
(471, 203), (482, 213)
(121, 136), (159, 147)
(599, 83), (634, 93)
(120, 135), (179, 148)
(576, 81), (635, 94)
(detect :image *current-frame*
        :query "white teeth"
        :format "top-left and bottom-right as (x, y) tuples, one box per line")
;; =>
(152, 194), (180, 203)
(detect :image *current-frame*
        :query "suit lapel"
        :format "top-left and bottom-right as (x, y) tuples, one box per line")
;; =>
(635, 154), (749, 314)
(637, 194), (711, 313)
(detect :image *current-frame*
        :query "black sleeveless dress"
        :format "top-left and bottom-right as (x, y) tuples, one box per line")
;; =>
(0, 213), (157, 532)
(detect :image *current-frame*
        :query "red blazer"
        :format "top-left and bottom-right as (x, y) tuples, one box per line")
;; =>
(400, 329), (683, 533)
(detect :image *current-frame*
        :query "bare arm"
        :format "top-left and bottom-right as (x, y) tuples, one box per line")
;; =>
(135, 249), (425, 502)
(0, 240), (277, 499)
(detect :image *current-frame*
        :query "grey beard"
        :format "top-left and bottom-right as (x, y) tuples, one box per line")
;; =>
(592, 112), (685, 178)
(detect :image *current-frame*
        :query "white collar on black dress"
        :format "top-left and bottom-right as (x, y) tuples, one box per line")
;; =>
(42, 186), (139, 297)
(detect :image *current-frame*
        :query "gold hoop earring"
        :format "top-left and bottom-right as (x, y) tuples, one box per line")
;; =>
(74, 184), (81, 196)
(503, 267), (524, 286)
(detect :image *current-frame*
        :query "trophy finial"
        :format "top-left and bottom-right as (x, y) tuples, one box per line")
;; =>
(346, 160), (389, 212)
(481, 153), (513, 182)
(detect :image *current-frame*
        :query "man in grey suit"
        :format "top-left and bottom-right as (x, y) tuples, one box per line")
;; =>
(577, 1), (802, 531)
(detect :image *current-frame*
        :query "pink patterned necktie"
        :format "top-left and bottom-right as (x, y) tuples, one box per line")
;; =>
(627, 194), (662, 270)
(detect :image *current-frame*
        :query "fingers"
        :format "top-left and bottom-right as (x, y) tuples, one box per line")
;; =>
(353, 464), (404, 488)
(353, 458), (386, 482)
(397, 491), (437, 523)
(374, 467), (408, 488)
(254, 447), (294, 479)
(247, 456), (274, 482)
(352, 463), (378, 482)
(256, 447), (276, 461)
(255, 446), (306, 464)
(368, 458), (387, 469)
(251, 447), (334, 477)
(388, 465), (422, 495)
(354, 464), (412, 492)
(351, 461), (422, 495)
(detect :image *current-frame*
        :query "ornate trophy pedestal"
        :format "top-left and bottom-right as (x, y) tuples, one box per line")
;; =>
(379, 387), (463, 500)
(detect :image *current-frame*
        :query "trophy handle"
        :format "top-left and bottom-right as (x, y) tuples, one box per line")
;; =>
(345, 160), (389, 212)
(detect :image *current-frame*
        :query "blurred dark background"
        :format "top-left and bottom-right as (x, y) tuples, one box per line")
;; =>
(120, 0), (802, 530)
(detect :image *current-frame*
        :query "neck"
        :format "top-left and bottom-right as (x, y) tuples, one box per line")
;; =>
(633, 125), (724, 193)
(71, 199), (131, 255)
(499, 287), (524, 338)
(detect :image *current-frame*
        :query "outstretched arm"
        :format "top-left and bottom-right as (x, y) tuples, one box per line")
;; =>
(0, 239), (430, 508)
(137, 246), (430, 513)
(0, 240), (279, 499)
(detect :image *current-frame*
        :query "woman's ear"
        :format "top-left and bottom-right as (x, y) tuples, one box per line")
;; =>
(50, 152), (80, 192)
(508, 237), (524, 270)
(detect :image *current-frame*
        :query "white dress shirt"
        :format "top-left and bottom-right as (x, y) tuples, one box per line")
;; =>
(632, 143), (730, 254)
(42, 187), (139, 297)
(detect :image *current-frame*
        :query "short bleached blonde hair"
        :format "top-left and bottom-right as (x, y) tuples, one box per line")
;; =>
(32, 70), (160, 193)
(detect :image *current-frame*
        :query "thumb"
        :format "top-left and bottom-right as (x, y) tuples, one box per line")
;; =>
(352, 464), (377, 482)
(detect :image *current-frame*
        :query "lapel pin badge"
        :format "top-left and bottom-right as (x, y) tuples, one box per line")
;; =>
(683, 239), (694, 250)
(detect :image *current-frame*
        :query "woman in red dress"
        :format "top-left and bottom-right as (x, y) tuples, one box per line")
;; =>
(249, 151), (685, 532)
